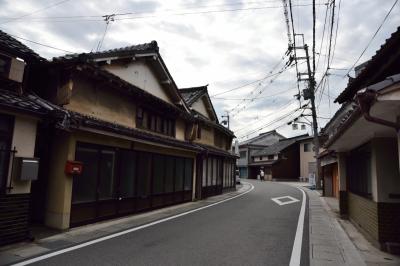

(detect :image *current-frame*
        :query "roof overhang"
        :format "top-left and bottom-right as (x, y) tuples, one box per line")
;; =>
(326, 86), (400, 152)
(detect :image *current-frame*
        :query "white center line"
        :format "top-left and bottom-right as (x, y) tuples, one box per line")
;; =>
(12, 183), (255, 266)
(289, 187), (306, 266)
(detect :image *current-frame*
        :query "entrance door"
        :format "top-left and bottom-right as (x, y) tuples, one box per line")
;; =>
(71, 144), (118, 226)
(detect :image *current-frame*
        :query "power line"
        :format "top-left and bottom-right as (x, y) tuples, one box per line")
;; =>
(213, 86), (296, 100)
(344, 0), (399, 77)
(210, 61), (290, 97)
(233, 98), (297, 133)
(237, 106), (301, 139)
(0, 0), (71, 25)
(2, 31), (74, 53)
(0, 3), (326, 24)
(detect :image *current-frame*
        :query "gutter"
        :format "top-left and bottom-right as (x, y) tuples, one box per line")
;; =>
(356, 89), (400, 130)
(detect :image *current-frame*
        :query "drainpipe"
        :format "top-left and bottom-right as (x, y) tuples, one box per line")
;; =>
(356, 90), (400, 130)
(356, 90), (400, 171)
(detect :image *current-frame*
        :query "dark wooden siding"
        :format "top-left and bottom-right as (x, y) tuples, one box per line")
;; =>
(0, 193), (30, 246)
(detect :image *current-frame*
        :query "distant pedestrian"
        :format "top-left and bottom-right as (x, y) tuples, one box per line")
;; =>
(260, 170), (265, 181)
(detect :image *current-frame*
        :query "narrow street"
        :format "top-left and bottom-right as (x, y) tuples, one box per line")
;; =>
(20, 181), (308, 266)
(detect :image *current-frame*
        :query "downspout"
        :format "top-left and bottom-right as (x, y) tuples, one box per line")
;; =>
(356, 90), (400, 130)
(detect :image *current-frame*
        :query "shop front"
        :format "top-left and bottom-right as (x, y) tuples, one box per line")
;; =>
(70, 142), (194, 227)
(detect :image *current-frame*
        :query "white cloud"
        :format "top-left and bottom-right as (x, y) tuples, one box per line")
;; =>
(1, 0), (399, 140)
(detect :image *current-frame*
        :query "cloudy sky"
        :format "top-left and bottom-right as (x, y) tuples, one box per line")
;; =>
(1, 0), (399, 140)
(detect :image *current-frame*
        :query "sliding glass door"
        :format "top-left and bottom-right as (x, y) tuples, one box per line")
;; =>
(71, 142), (194, 226)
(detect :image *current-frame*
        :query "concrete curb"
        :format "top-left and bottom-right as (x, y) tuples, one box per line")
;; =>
(0, 183), (253, 266)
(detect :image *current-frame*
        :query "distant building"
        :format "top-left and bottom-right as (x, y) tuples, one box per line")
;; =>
(236, 130), (285, 178)
(248, 134), (309, 180)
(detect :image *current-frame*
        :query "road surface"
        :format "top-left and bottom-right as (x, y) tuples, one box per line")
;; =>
(22, 180), (309, 266)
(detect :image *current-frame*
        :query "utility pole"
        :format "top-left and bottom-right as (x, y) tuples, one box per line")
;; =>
(221, 112), (230, 129)
(294, 43), (321, 189)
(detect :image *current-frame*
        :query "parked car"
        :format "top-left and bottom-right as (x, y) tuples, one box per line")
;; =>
(236, 176), (241, 184)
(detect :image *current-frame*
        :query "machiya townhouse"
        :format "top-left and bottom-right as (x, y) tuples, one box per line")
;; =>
(0, 30), (237, 246)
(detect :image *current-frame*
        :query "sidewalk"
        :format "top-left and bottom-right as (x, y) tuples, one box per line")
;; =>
(0, 183), (252, 266)
(285, 182), (400, 266)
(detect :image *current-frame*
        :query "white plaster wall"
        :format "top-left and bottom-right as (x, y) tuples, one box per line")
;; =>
(191, 97), (210, 119)
(8, 116), (37, 194)
(299, 141), (316, 178)
(373, 138), (400, 203)
(103, 61), (173, 104)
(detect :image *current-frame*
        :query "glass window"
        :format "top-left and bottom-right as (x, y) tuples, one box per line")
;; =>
(98, 150), (116, 200)
(202, 158), (207, 187)
(137, 153), (151, 197)
(239, 151), (246, 159)
(212, 158), (217, 185)
(136, 107), (143, 128)
(119, 150), (136, 198)
(165, 157), (174, 192)
(184, 158), (193, 191)
(0, 114), (13, 192)
(153, 154), (165, 194)
(207, 157), (212, 187)
(73, 146), (98, 203)
(304, 143), (311, 152)
(175, 157), (184, 192)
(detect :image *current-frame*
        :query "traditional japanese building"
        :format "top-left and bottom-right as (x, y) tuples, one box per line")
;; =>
(0, 30), (49, 245)
(28, 41), (236, 229)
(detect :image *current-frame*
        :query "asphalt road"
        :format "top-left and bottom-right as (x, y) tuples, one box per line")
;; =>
(28, 180), (309, 266)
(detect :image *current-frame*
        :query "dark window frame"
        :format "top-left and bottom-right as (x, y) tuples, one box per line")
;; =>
(0, 113), (14, 193)
(136, 106), (176, 137)
(0, 54), (11, 78)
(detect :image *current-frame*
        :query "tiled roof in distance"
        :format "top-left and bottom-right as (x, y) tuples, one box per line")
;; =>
(0, 30), (43, 61)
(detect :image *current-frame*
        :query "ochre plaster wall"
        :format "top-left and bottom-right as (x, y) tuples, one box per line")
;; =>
(103, 61), (173, 104)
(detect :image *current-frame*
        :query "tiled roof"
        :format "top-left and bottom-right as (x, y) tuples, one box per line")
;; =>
(53, 41), (158, 62)
(179, 86), (208, 106)
(70, 111), (203, 152)
(336, 26), (400, 103)
(251, 138), (297, 157)
(194, 143), (238, 158)
(0, 30), (43, 61)
(0, 89), (52, 115)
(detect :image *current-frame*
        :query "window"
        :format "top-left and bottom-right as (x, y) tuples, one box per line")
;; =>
(136, 107), (144, 128)
(152, 154), (165, 194)
(136, 107), (175, 137)
(239, 151), (247, 159)
(184, 158), (193, 191)
(304, 143), (311, 152)
(73, 146), (99, 203)
(119, 150), (136, 198)
(0, 114), (14, 192)
(98, 150), (116, 200)
(175, 157), (184, 192)
(165, 157), (175, 193)
(207, 157), (212, 186)
(347, 143), (372, 197)
(202, 158), (207, 187)
(212, 158), (217, 185)
(0, 54), (11, 78)
(268, 155), (274, 160)
(137, 153), (151, 197)
(259, 156), (263, 161)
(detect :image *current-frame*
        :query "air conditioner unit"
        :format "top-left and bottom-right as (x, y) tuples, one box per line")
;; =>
(9, 58), (25, 83)
(0, 54), (25, 83)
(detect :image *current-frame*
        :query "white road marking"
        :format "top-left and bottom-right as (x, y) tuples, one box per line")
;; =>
(12, 183), (255, 266)
(271, 196), (300, 206)
(289, 187), (306, 266)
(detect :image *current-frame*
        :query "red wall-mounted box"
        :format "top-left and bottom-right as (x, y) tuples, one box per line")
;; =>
(65, 160), (83, 175)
